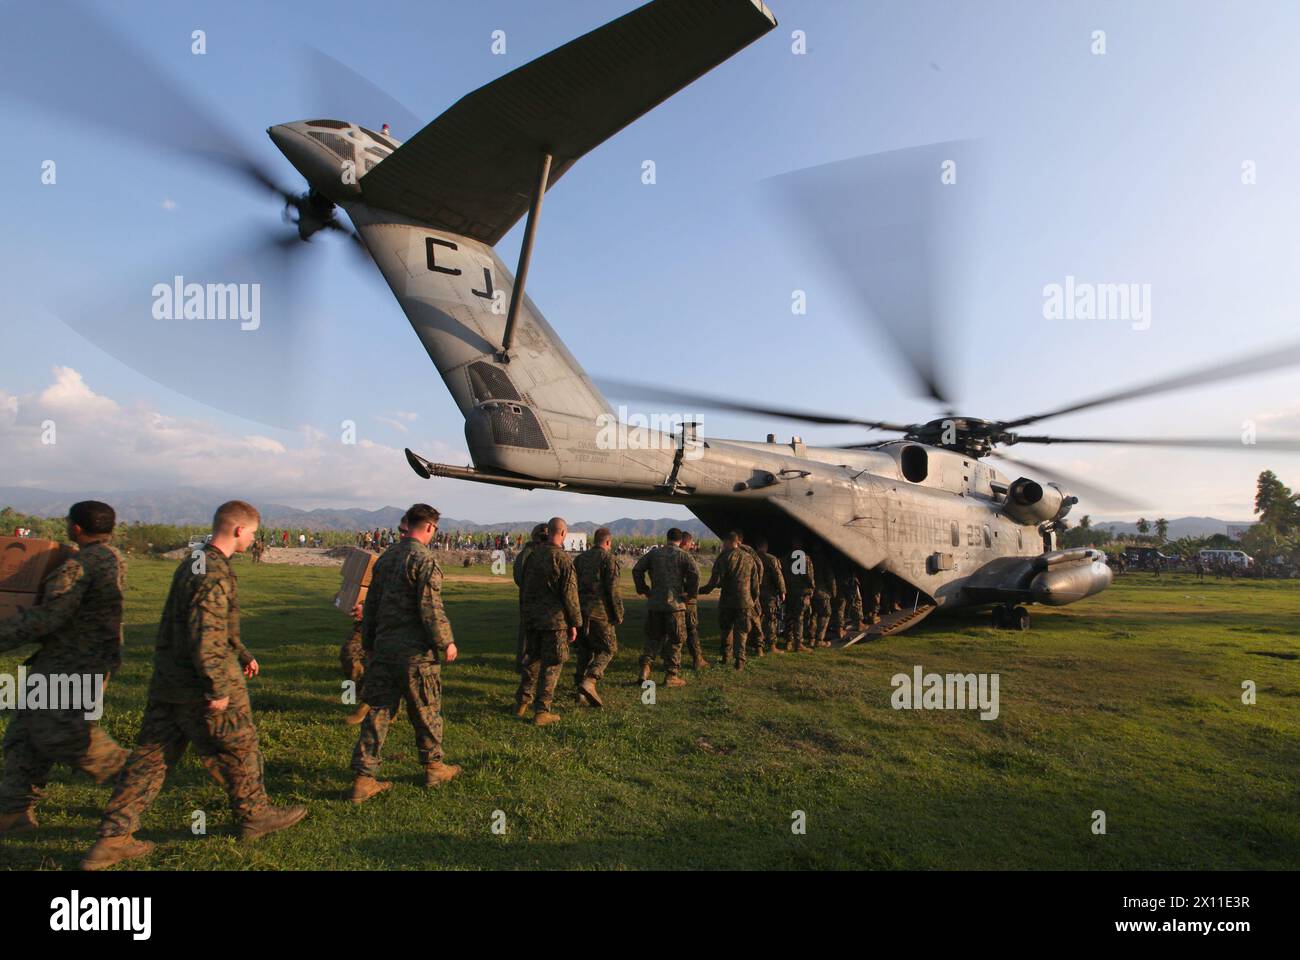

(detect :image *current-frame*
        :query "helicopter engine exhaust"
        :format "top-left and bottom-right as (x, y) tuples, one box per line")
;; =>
(1003, 478), (1073, 525)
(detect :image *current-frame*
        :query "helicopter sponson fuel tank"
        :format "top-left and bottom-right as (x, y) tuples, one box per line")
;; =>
(961, 548), (1113, 607)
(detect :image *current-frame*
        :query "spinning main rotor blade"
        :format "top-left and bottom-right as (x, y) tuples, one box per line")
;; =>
(1010, 433), (1300, 451)
(0, 0), (293, 201)
(987, 452), (1147, 512)
(763, 141), (980, 406)
(596, 379), (913, 433)
(1000, 339), (1300, 429)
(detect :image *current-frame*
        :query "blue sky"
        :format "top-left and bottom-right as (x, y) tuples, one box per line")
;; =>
(4, 0), (1300, 522)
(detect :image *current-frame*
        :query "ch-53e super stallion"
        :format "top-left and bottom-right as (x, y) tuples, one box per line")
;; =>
(18, 0), (1300, 638)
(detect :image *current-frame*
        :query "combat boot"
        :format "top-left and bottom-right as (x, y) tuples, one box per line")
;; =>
(577, 677), (603, 708)
(692, 655), (710, 670)
(638, 660), (652, 683)
(512, 702), (529, 719)
(81, 834), (155, 871)
(344, 703), (370, 725)
(424, 762), (462, 787)
(0, 809), (37, 836)
(239, 803), (308, 842)
(534, 711), (562, 727)
(665, 675), (687, 688)
(349, 775), (392, 804)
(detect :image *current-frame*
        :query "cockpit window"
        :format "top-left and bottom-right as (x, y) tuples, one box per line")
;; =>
(307, 119), (351, 129)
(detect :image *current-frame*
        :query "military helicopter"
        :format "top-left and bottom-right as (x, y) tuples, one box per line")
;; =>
(14, 0), (1300, 638)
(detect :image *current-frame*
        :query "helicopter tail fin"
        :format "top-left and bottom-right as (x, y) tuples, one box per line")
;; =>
(358, 0), (777, 243)
(353, 0), (775, 481)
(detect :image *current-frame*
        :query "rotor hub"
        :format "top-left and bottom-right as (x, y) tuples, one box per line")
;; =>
(905, 417), (1006, 457)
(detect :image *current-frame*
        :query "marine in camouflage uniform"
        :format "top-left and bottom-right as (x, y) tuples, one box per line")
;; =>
(352, 528), (459, 791)
(573, 530), (623, 707)
(738, 540), (765, 657)
(95, 546), (267, 837)
(340, 617), (365, 684)
(754, 541), (786, 654)
(784, 543), (816, 652)
(830, 557), (863, 640)
(700, 533), (761, 669)
(632, 531), (699, 686)
(0, 536), (128, 832)
(515, 525), (581, 724)
(339, 603), (389, 726)
(90, 504), (305, 866)
(512, 524), (548, 672)
(678, 533), (707, 670)
(857, 569), (883, 625)
(809, 547), (837, 648)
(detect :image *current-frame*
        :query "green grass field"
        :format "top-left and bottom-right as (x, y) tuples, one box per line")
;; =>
(2, 558), (1297, 870)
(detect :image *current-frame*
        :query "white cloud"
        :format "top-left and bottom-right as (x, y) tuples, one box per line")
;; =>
(39, 366), (118, 419)
(2, 367), (469, 507)
(375, 410), (420, 433)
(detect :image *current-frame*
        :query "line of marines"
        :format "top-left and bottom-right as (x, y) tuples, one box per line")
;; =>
(0, 498), (898, 870)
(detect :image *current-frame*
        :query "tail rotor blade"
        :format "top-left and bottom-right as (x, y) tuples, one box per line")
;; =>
(301, 46), (423, 139)
(53, 224), (315, 428)
(0, 0), (292, 200)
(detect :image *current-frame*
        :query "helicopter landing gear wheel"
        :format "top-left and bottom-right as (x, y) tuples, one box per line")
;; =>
(1010, 606), (1030, 631)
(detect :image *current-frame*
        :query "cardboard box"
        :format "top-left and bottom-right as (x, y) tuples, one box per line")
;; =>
(340, 548), (378, 588)
(335, 548), (378, 612)
(0, 537), (68, 594)
(0, 591), (36, 622)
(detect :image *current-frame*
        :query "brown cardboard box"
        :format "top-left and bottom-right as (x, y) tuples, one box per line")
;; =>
(0, 591), (36, 622)
(335, 548), (378, 612)
(0, 537), (69, 594)
(340, 548), (378, 588)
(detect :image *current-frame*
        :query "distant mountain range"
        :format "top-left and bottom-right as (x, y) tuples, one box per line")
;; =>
(0, 486), (711, 537)
(2, 487), (1253, 541)
(1092, 517), (1255, 539)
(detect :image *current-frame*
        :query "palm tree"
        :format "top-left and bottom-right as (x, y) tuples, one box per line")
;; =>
(1136, 517), (1150, 536)
(1155, 518), (1169, 542)
(1079, 515), (1092, 530)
